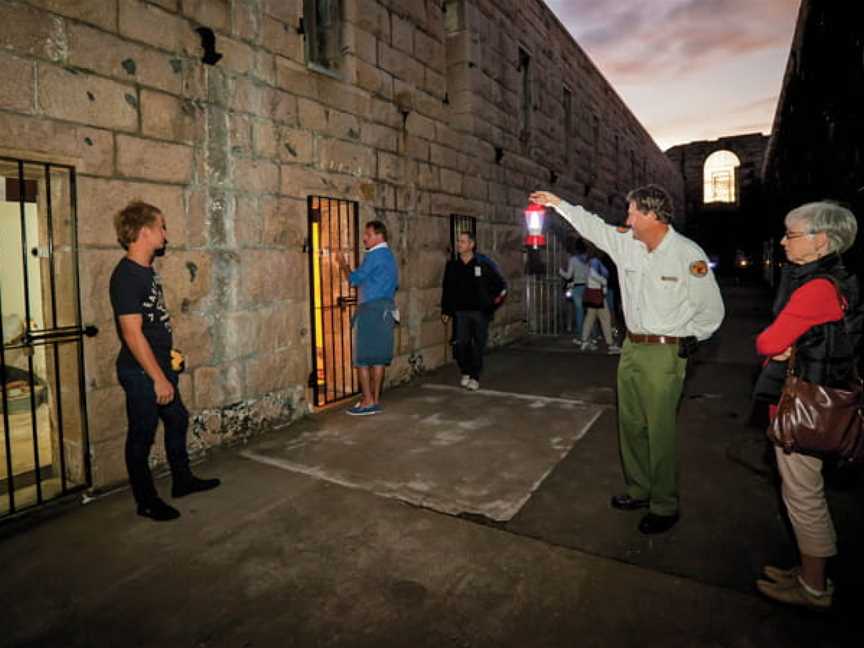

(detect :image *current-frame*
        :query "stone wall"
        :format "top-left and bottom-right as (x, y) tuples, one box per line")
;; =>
(665, 133), (768, 271)
(762, 0), (864, 276)
(0, 0), (681, 491)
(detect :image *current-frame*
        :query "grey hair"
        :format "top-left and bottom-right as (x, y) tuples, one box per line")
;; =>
(785, 201), (858, 254)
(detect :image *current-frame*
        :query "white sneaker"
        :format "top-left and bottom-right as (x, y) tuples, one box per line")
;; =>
(580, 340), (596, 351)
(460, 374), (471, 387)
(466, 379), (480, 391)
(607, 345), (621, 355)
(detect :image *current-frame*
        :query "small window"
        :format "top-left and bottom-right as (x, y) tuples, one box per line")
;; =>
(703, 150), (741, 204)
(304, 0), (342, 73)
(444, 0), (464, 33)
(518, 48), (531, 139)
(563, 87), (572, 165)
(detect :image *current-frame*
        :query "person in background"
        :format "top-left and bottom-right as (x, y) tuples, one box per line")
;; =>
(559, 237), (589, 339)
(753, 201), (860, 609)
(441, 231), (507, 391)
(580, 243), (620, 355)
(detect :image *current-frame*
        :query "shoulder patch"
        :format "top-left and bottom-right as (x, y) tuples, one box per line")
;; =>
(689, 260), (709, 277)
(616, 226), (630, 234)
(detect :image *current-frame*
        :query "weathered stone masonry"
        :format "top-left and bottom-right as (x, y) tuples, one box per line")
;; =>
(0, 0), (681, 491)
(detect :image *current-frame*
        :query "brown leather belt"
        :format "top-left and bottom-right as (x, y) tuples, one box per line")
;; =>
(627, 332), (680, 345)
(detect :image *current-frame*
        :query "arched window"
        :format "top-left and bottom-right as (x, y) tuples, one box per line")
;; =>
(703, 150), (741, 204)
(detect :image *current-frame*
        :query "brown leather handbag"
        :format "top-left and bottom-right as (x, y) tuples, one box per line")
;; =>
(768, 347), (864, 462)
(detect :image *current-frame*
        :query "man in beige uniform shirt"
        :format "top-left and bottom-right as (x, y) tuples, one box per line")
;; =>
(530, 185), (724, 534)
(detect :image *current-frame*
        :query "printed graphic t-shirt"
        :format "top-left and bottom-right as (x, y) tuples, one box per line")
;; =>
(109, 257), (173, 370)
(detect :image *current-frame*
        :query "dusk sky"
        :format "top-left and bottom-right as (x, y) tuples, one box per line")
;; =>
(545, 0), (801, 150)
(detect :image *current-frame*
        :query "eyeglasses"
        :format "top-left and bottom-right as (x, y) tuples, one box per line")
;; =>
(783, 230), (812, 240)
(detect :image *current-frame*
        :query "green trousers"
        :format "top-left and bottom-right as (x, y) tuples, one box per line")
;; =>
(616, 338), (687, 516)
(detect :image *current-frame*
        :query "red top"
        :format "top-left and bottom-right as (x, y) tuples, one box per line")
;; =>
(756, 278), (845, 357)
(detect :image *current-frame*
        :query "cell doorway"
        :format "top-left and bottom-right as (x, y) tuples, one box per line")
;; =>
(1, 157), (93, 519)
(307, 196), (360, 407)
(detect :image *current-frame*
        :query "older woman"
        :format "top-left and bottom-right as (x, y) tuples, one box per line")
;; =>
(754, 201), (860, 609)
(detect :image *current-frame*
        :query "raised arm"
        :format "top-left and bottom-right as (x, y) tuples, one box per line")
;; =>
(529, 191), (630, 263)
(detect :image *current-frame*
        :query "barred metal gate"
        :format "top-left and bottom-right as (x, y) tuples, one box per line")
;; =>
(1, 157), (92, 519)
(526, 230), (570, 335)
(307, 196), (360, 407)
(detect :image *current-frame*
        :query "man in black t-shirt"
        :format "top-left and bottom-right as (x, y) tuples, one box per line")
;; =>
(440, 232), (507, 391)
(109, 201), (219, 521)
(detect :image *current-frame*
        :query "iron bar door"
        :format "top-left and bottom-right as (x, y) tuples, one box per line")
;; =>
(1, 157), (92, 519)
(307, 196), (360, 407)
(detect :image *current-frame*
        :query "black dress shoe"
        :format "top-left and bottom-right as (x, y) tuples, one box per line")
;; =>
(172, 475), (221, 498)
(610, 494), (650, 510)
(638, 512), (680, 535)
(137, 498), (180, 521)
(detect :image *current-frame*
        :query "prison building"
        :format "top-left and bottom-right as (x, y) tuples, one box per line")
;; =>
(0, 0), (680, 515)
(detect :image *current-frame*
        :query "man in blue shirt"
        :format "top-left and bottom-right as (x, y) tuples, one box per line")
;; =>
(335, 220), (399, 415)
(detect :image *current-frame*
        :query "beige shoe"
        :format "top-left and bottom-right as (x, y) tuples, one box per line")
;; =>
(762, 565), (800, 588)
(756, 577), (832, 609)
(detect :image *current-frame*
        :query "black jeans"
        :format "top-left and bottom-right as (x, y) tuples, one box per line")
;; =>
(118, 366), (190, 505)
(453, 310), (489, 380)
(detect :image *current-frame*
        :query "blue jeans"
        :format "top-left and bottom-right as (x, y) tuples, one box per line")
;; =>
(118, 366), (190, 505)
(453, 310), (489, 379)
(570, 284), (586, 335)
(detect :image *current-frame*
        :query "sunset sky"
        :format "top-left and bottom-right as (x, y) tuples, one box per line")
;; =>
(545, 0), (801, 150)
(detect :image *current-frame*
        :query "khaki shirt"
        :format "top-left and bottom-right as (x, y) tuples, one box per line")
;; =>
(554, 201), (725, 341)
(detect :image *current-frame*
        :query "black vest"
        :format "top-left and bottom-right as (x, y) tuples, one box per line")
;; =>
(754, 254), (863, 402)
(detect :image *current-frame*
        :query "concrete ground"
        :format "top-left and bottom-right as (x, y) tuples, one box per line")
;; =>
(2, 285), (861, 648)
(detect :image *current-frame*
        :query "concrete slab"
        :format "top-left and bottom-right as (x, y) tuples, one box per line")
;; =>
(0, 449), (828, 648)
(242, 384), (605, 521)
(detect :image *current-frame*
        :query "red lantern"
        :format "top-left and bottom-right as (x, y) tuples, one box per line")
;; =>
(523, 202), (546, 249)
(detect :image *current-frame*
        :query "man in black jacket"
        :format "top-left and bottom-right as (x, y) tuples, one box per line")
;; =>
(441, 232), (507, 390)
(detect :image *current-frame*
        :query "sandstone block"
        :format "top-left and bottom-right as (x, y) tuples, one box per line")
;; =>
(378, 41), (424, 86)
(223, 310), (262, 359)
(172, 313), (213, 368)
(77, 177), (185, 247)
(361, 123), (398, 153)
(371, 97), (402, 129)
(116, 134), (194, 183)
(89, 435), (129, 491)
(263, 197), (306, 248)
(155, 251), (213, 314)
(216, 36), (256, 76)
(405, 111), (436, 140)
(67, 22), (183, 95)
(234, 0), (261, 42)
(245, 348), (305, 396)
(262, 15), (303, 62)
(0, 2), (66, 61)
(275, 57), (317, 97)
(0, 52), (34, 112)
(344, 0), (390, 40)
(78, 249), (125, 323)
(253, 119), (279, 159)
(142, 89), (199, 143)
(277, 126), (314, 164)
(233, 158), (280, 194)
(342, 25), (377, 64)
(181, 0), (229, 32)
(38, 65), (138, 132)
(316, 76), (372, 118)
(27, 0), (118, 31)
(352, 57), (393, 99)
(414, 31), (445, 71)
(391, 14), (413, 54)
(318, 138), (375, 177)
(439, 168), (463, 194)
(119, 0), (192, 53)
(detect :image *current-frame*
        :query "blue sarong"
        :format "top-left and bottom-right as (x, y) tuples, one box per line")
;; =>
(353, 298), (396, 367)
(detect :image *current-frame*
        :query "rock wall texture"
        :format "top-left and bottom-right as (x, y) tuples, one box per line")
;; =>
(0, 0), (681, 490)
